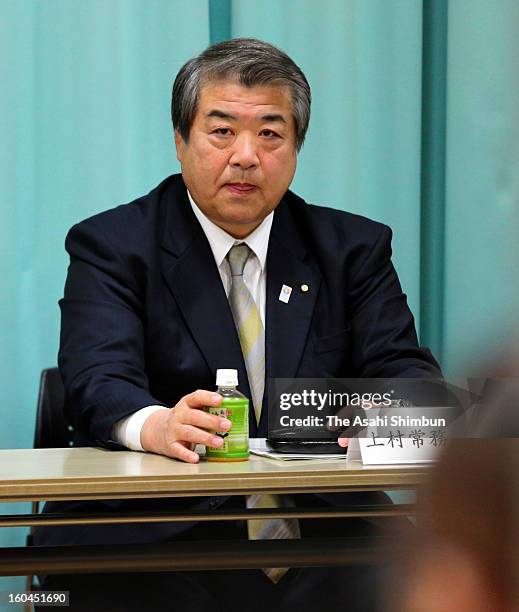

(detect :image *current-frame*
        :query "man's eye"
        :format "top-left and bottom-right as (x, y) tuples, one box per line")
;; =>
(212, 128), (232, 136)
(260, 129), (279, 138)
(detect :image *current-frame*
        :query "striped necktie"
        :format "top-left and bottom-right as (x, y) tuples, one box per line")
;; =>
(226, 243), (264, 422)
(226, 243), (300, 584)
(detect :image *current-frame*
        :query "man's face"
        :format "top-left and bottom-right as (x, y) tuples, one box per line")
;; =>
(175, 81), (298, 238)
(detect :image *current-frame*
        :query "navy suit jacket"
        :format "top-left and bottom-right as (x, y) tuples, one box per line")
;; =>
(37, 174), (440, 546)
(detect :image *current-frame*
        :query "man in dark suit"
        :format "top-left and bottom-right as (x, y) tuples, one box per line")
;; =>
(37, 38), (440, 611)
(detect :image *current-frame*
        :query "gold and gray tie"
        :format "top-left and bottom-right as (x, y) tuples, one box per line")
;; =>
(226, 243), (300, 583)
(226, 243), (265, 422)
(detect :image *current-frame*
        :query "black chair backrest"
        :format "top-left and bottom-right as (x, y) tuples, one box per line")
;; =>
(34, 368), (74, 448)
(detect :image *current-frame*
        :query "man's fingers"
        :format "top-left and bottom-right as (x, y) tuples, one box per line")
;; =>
(144, 390), (233, 463)
(337, 437), (349, 448)
(174, 389), (231, 432)
(182, 389), (223, 409)
(182, 406), (231, 433)
(167, 441), (200, 464)
(173, 423), (224, 449)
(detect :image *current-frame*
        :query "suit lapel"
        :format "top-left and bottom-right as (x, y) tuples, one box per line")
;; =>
(159, 178), (256, 434)
(259, 198), (321, 435)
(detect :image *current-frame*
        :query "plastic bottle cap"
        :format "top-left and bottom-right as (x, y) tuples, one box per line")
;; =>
(216, 369), (238, 387)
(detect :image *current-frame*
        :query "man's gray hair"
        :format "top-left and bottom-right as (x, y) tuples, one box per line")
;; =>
(172, 38), (311, 151)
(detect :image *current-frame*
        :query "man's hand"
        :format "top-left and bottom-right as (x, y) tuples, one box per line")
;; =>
(140, 390), (231, 463)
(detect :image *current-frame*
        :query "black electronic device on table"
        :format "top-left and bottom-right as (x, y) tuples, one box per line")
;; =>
(266, 424), (348, 454)
(266, 438), (347, 454)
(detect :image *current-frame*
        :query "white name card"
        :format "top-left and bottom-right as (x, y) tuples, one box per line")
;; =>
(347, 434), (440, 464)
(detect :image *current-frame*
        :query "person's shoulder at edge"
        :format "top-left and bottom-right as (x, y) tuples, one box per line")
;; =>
(66, 173), (182, 237)
(60, 174), (184, 299)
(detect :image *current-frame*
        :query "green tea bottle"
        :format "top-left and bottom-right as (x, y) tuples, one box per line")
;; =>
(205, 369), (249, 462)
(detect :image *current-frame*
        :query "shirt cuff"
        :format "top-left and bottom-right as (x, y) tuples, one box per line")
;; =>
(112, 405), (170, 451)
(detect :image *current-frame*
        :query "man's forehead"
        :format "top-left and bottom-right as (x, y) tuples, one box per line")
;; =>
(198, 80), (293, 115)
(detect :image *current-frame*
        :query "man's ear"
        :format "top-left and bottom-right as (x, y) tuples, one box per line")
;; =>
(174, 130), (185, 162)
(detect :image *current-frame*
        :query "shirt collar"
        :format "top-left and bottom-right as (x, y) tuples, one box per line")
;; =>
(187, 189), (273, 271)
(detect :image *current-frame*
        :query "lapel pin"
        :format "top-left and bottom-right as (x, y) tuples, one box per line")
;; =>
(279, 284), (292, 304)
(300, 284), (309, 293)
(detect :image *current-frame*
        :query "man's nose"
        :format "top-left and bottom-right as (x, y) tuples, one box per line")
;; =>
(229, 133), (259, 170)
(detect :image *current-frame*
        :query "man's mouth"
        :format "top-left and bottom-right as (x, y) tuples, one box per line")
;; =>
(226, 183), (257, 195)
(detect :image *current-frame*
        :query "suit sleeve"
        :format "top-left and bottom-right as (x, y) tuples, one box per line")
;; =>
(348, 225), (441, 378)
(58, 220), (167, 447)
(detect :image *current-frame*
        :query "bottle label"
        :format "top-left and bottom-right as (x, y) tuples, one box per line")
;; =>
(205, 397), (249, 461)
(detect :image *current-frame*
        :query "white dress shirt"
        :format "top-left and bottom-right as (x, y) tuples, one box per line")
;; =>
(112, 190), (273, 451)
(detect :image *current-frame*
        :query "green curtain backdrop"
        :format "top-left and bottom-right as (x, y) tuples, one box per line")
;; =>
(443, 0), (519, 372)
(1, 0), (518, 595)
